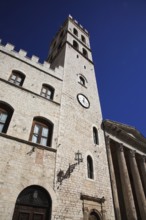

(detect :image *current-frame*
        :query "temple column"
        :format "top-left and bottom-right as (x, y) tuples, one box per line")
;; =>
(129, 150), (146, 220)
(106, 136), (122, 220)
(117, 144), (137, 219)
(137, 155), (146, 196)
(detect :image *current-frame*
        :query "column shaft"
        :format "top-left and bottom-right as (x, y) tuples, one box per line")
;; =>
(106, 136), (122, 220)
(137, 155), (146, 196)
(129, 151), (146, 220)
(117, 144), (137, 219)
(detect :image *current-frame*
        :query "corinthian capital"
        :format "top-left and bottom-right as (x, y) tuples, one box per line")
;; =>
(119, 143), (124, 152)
(137, 154), (146, 163)
(129, 150), (136, 158)
(105, 135), (110, 145)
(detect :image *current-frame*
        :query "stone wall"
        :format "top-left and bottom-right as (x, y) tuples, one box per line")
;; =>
(0, 16), (115, 220)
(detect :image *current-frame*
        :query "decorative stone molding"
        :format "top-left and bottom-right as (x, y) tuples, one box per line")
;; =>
(80, 194), (105, 204)
(105, 135), (110, 147)
(129, 150), (136, 158)
(137, 154), (146, 162)
(119, 143), (124, 152)
(81, 194), (104, 220)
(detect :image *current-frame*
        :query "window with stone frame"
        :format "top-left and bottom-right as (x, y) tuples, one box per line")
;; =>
(87, 156), (94, 179)
(9, 70), (25, 86)
(29, 117), (53, 147)
(73, 28), (78, 36)
(40, 84), (54, 100)
(79, 76), (85, 86)
(73, 40), (79, 50)
(0, 101), (14, 133)
(93, 127), (99, 145)
(79, 74), (87, 87)
(81, 35), (86, 44)
(82, 48), (88, 58)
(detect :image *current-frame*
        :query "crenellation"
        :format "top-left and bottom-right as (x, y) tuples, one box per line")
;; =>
(18, 49), (27, 57)
(68, 14), (73, 19)
(43, 61), (50, 68)
(31, 55), (39, 62)
(68, 15), (89, 36)
(84, 29), (88, 34)
(5, 43), (15, 51)
(74, 19), (78, 24)
(0, 41), (64, 80)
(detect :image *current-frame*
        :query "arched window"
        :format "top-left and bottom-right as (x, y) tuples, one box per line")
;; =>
(73, 28), (78, 36)
(9, 70), (25, 86)
(93, 127), (99, 145)
(73, 40), (79, 50)
(81, 35), (86, 43)
(40, 84), (54, 100)
(89, 211), (101, 220)
(0, 101), (14, 133)
(29, 117), (53, 147)
(87, 156), (94, 179)
(82, 48), (88, 58)
(79, 76), (85, 86)
(12, 185), (52, 220)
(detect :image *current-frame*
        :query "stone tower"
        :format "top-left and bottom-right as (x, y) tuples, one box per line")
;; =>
(47, 15), (115, 219)
(0, 15), (115, 220)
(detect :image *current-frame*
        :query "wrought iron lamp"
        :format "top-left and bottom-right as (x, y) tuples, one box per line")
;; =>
(75, 151), (83, 164)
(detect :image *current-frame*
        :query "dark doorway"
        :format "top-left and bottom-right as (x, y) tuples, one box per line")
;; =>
(12, 185), (52, 220)
(89, 211), (101, 220)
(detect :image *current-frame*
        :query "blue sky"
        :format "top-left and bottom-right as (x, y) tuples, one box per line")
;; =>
(0, 0), (146, 136)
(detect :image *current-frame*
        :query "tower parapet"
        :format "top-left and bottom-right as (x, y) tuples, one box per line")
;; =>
(0, 40), (64, 80)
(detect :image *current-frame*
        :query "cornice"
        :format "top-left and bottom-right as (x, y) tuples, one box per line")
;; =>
(80, 194), (105, 204)
(0, 78), (60, 106)
(49, 41), (94, 65)
(102, 120), (146, 153)
(0, 132), (57, 153)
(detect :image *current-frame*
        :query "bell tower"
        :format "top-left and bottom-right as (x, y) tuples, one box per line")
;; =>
(50, 15), (115, 219)
(47, 15), (92, 68)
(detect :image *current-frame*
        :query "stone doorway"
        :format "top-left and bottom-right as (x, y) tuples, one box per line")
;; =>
(12, 185), (52, 220)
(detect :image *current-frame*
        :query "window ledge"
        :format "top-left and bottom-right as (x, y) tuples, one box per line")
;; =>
(78, 82), (87, 88)
(86, 177), (95, 182)
(0, 78), (60, 106)
(0, 132), (56, 152)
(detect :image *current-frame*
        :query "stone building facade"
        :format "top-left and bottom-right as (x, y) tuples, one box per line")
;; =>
(0, 15), (146, 220)
(0, 16), (115, 220)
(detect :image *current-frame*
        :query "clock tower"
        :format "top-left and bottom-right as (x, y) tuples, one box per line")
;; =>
(48, 15), (115, 219)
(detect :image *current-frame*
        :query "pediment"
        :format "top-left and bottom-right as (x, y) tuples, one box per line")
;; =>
(103, 120), (146, 152)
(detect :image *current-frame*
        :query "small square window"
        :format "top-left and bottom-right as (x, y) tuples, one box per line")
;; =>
(9, 71), (25, 86)
(40, 85), (54, 100)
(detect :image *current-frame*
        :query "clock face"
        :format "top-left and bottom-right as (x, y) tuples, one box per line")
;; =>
(77, 94), (90, 108)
